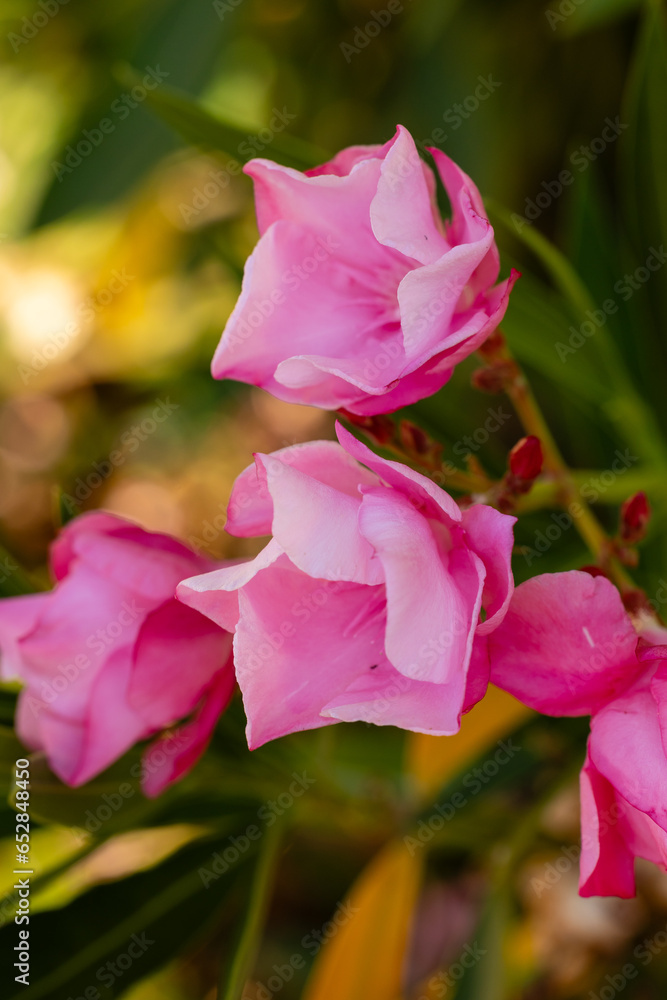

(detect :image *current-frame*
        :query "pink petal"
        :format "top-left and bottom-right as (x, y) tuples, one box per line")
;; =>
(51, 511), (127, 581)
(15, 567), (147, 713)
(651, 661), (667, 757)
(245, 155), (386, 264)
(460, 505), (516, 634)
(142, 668), (235, 797)
(324, 638), (490, 733)
(232, 556), (386, 748)
(400, 270), (521, 380)
(370, 125), (446, 265)
(211, 221), (406, 407)
(579, 754), (638, 898)
(305, 140), (391, 178)
(339, 356), (455, 416)
(398, 238), (496, 356)
(589, 673), (667, 830)
(0, 592), (49, 680)
(335, 422), (462, 524)
(274, 352), (407, 405)
(128, 598), (233, 730)
(177, 540), (282, 632)
(428, 147), (501, 296)
(256, 451), (382, 585)
(488, 571), (641, 716)
(358, 488), (483, 684)
(27, 646), (147, 787)
(226, 440), (378, 538)
(51, 511), (206, 593)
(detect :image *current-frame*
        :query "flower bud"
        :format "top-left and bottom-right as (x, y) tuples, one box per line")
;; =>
(620, 492), (651, 544)
(399, 421), (431, 456)
(471, 367), (506, 394)
(579, 565), (607, 579)
(477, 328), (506, 361)
(509, 436), (543, 481)
(337, 410), (395, 446)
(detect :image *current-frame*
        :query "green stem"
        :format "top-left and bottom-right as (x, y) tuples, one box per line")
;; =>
(486, 198), (667, 470)
(220, 816), (285, 1000)
(481, 334), (636, 592)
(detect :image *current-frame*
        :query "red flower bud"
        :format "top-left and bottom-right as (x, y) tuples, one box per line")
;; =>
(509, 436), (543, 481)
(471, 367), (505, 394)
(620, 492), (651, 544)
(477, 328), (506, 361)
(399, 421), (431, 456)
(337, 409), (395, 446)
(580, 565), (608, 579)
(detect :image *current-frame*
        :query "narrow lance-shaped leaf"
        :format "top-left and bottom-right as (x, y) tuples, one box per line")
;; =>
(115, 65), (328, 171)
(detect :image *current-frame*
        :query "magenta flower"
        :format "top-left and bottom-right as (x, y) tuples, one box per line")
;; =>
(486, 569), (667, 896)
(580, 631), (667, 897)
(177, 423), (516, 748)
(212, 125), (517, 415)
(0, 513), (234, 795)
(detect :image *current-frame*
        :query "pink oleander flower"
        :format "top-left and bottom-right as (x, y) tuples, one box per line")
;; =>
(0, 512), (234, 796)
(486, 569), (667, 896)
(212, 125), (517, 415)
(177, 422), (516, 748)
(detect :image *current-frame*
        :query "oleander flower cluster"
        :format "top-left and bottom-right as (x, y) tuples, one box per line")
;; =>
(0, 126), (662, 899)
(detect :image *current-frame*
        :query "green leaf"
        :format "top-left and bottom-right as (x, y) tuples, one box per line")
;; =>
(619, 0), (667, 386)
(219, 815), (285, 1000)
(489, 200), (667, 468)
(502, 272), (611, 407)
(620, 0), (667, 254)
(116, 65), (328, 170)
(0, 693), (18, 736)
(0, 834), (252, 1000)
(410, 715), (589, 855)
(33, 0), (232, 227)
(16, 754), (152, 834)
(0, 725), (27, 791)
(452, 890), (508, 1000)
(546, 0), (641, 37)
(0, 546), (40, 597)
